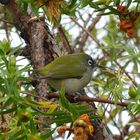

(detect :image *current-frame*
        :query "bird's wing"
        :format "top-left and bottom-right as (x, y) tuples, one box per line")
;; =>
(46, 64), (86, 79)
(37, 57), (87, 79)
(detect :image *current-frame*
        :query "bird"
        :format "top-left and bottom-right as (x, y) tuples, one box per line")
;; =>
(36, 53), (98, 95)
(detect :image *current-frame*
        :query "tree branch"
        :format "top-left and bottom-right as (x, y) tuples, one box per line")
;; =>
(78, 16), (101, 52)
(58, 25), (74, 54)
(47, 93), (128, 107)
(71, 17), (102, 47)
(71, 17), (137, 87)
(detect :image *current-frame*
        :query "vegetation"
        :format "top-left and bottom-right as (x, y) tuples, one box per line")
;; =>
(0, 0), (140, 139)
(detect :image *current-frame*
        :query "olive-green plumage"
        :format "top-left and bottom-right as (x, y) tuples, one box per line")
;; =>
(36, 53), (97, 94)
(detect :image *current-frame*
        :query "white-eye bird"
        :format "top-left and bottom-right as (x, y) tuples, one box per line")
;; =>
(36, 53), (97, 95)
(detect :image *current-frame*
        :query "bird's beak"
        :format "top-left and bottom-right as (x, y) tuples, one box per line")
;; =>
(94, 63), (100, 68)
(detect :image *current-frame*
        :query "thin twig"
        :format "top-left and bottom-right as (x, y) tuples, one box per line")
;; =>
(58, 25), (74, 54)
(71, 17), (102, 47)
(0, 19), (14, 25)
(21, 91), (49, 101)
(103, 50), (137, 87)
(115, 61), (137, 87)
(103, 92), (113, 116)
(74, 12), (94, 49)
(77, 96), (127, 107)
(71, 17), (137, 87)
(47, 93), (128, 107)
(78, 16), (101, 51)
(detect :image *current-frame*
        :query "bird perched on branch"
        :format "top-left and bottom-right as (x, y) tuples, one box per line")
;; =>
(36, 53), (98, 95)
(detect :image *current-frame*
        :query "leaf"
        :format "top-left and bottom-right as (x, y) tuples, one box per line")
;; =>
(99, 11), (117, 16)
(0, 50), (8, 66)
(90, 0), (111, 6)
(0, 84), (7, 93)
(53, 114), (72, 125)
(38, 101), (57, 113)
(29, 119), (37, 134)
(52, 104), (94, 125)
(31, 3), (39, 18)
(8, 44), (23, 56)
(23, 2), (28, 15)
(89, 2), (99, 9)
(0, 96), (9, 103)
(80, 0), (90, 8)
(92, 78), (105, 87)
(1, 97), (14, 110)
(41, 128), (56, 140)
(0, 40), (11, 54)
(109, 48), (117, 60)
(0, 107), (17, 115)
(59, 87), (80, 120)
(127, 122), (140, 126)
(113, 0), (120, 5)
(0, 48), (5, 55)
(8, 56), (17, 74)
(126, 0), (132, 8)
(9, 129), (24, 140)
(16, 136), (27, 140)
(62, 3), (78, 16)
(104, 4), (119, 15)
(67, 0), (77, 8)
(128, 99), (140, 115)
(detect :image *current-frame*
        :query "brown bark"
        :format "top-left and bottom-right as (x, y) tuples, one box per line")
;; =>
(5, 0), (60, 98)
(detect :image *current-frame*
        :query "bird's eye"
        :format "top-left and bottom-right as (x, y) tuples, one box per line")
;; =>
(88, 59), (93, 66)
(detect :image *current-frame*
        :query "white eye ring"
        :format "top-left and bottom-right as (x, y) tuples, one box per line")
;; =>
(88, 59), (93, 66)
